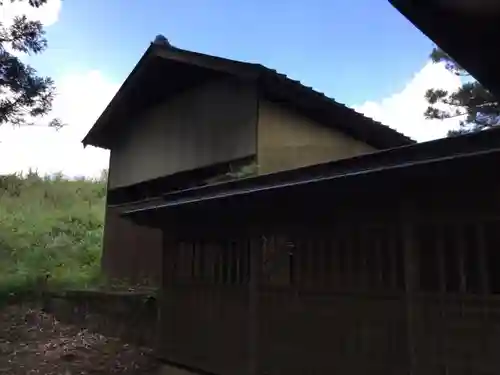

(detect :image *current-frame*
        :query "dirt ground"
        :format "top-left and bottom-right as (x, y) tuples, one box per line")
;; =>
(0, 303), (161, 374)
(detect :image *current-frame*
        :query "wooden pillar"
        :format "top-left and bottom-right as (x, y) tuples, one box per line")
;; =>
(401, 203), (419, 374)
(248, 235), (262, 375)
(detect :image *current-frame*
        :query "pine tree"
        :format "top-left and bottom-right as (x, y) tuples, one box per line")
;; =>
(0, 0), (62, 128)
(425, 47), (499, 136)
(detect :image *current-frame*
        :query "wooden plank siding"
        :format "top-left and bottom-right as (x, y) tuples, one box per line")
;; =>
(413, 217), (500, 374)
(160, 235), (253, 375)
(101, 204), (163, 285)
(157, 198), (500, 374)
(135, 151), (500, 375)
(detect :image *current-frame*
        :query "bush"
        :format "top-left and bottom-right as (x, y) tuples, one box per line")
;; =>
(0, 170), (107, 300)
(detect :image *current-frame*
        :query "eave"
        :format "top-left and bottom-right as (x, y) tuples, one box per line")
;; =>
(390, 0), (500, 97)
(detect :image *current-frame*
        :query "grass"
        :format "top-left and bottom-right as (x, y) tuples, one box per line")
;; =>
(0, 170), (107, 301)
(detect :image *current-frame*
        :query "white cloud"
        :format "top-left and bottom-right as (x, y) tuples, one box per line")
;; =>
(0, 2), (464, 181)
(0, 71), (117, 178)
(0, 61), (463, 178)
(355, 62), (463, 142)
(0, 0), (116, 179)
(0, 0), (61, 59)
(0, 0), (61, 27)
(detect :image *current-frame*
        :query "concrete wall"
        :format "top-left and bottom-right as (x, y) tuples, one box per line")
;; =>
(257, 100), (376, 174)
(109, 78), (258, 189)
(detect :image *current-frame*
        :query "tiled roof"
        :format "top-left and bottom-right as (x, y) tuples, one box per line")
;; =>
(82, 42), (415, 149)
(256, 64), (414, 146)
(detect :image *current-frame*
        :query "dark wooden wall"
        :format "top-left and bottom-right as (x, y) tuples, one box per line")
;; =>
(157, 167), (500, 375)
(101, 202), (163, 285)
(160, 235), (253, 375)
(101, 157), (257, 286)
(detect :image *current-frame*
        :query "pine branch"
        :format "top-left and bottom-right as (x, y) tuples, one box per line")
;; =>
(0, 1), (61, 129)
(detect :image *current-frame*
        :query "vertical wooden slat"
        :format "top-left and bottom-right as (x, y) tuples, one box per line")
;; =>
(185, 241), (193, 282)
(389, 225), (399, 291)
(248, 236), (261, 375)
(159, 235), (176, 355)
(401, 208), (418, 375)
(191, 242), (198, 281)
(454, 221), (468, 361)
(382, 226), (393, 290)
(345, 225), (354, 292)
(476, 220), (491, 360)
(315, 236), (323, 288)
(293, 238), (302, 287)
(261, 235), (270, 284)
(235, 239), (241, 285)
(374, 227), (384, 289)
(220, 240), (227, 285)
(270, 235), (277, 284)
(162, 237), (175, 288)
(314, 237), (322, 287)
(216, 241), (223, 285)
(328, 233), (337, 290)
(311, 236), (320, 287)
(370, 225), (378, 290)
(434, 222), (447, 369)
(436, 226), (446, 295)
(335, 232), (343, 291)
(205, 241), (214, 283)
(359, 224), (369, 292)
(300, 237), (308, 288)
(321, 235), (327, 288)
(243, 238), (251, 285)
(186, 242), (194, 282)
(289, 238), (296, 286)
(356, 223), (364, 292)
(176, 242), (184, 281)
(198, 240), (203, 282)
(305, 237), (314, 288)
(328, 235), (335, 289)
(476, 222), (490, 295)
(241, 238), (248, 285)
(226, 240), (233, 285)
(350, 224), (360, 292)
(456, 223), (467, 294)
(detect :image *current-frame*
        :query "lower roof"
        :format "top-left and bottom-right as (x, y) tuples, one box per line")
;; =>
(123, 126), (500, 225)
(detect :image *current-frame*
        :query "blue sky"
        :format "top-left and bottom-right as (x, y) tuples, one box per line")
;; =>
(0, 0), (462, 177)
(40, 0), (433, 105)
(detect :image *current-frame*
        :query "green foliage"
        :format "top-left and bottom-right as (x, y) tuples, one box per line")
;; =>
(425, 47), (500, 136)
(0, 0), (62, 129)
(202, 161), (259, 185)
(0, 170), (107, 300)
(0, 0), (49, 7)
(226, 162), (258, 179)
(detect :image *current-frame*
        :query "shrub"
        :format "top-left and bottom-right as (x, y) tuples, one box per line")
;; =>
(0, 170), (107, 300)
